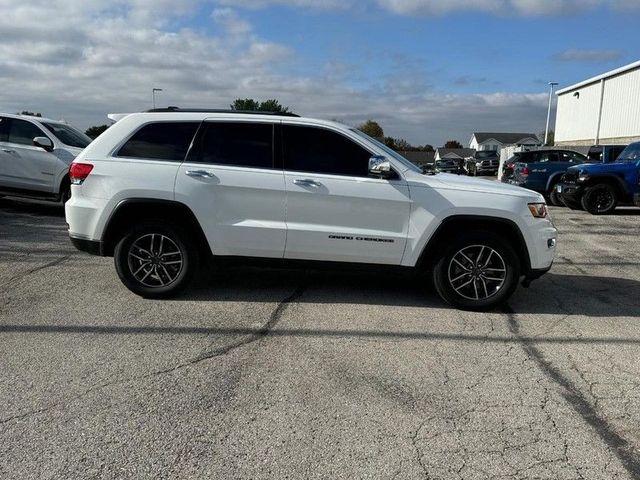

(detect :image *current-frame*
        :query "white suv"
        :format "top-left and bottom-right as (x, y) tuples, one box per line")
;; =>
(0, 113), (91, 202)
(65, 109), (556, 310)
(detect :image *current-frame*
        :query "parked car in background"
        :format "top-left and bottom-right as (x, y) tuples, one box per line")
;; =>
(558, 141), (640, 214)
(435, 158), (461, 173)
(65, 109), (556, 310)
(586, 144), (627, 164)
(508, 150), (588, 206)
(501, 152), (523, 182)
(0, 113), (91, 203)
(466, 150), (500, 176)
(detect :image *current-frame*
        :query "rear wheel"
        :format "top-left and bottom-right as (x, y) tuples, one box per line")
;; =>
(432, 233), (521, 311)
(114, 222), (198, 298)
(581, 183), (617, 215)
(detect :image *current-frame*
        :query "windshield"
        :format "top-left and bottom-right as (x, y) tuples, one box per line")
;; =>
(476, 151), (497, 159)
(350, 128), (422, 173)
(42, 122), (91, 148)
(616, 143), (640, 163)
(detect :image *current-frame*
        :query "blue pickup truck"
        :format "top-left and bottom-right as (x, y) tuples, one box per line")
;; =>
(558, 142), (640, 214)
(507, 149), (588, 206)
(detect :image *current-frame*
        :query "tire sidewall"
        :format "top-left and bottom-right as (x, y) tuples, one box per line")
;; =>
(433, 233), (521, 311)
(114, 223), (197, 298)
(582, 184), (617, 215)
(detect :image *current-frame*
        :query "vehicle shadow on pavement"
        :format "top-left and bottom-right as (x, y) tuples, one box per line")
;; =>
(0, 198), (65, 218)
(179, 267), (640, 318)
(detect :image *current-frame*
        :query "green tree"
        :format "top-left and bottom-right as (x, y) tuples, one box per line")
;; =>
(392, 138), (412, 151)
(358, 120), (384, 139)
(85, 124), (110, 139)
(444, 140), (463, 149)
(18, 111), (42, 117)
(230, 98), (291, 113)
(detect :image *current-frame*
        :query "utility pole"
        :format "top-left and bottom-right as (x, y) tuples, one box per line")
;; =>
(544, 82), (558, 146)
(152, 88), (163, 109)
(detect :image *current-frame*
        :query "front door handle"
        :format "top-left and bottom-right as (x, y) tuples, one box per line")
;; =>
(293, 178), (322, 188)
(185, 169), (215, 178)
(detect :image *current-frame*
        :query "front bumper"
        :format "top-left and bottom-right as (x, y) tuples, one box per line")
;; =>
(557, 182), (584, 203)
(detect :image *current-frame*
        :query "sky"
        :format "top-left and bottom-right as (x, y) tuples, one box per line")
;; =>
(1, 0), (639, 146)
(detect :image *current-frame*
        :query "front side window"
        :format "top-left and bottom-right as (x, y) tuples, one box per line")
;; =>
(617, 143), (640, 163)
(117, 122), (199, 161)
(283, 125), (372, 177)
(8, 119), (45, 146)
(190, 122), (273, 168)
(42, 122), (91, 148)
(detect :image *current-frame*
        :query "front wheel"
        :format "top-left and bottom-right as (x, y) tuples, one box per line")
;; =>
(114, 223), (198, 298)
(548, 187), (564, 207)
(581, 184), (617, 215)
(433, 233), (521, 311)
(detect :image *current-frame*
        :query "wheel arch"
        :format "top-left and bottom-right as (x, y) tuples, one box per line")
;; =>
(545, 172), (565, 193)
(101, 199), (211, 258)
(584, 174), (629, 197)
(416, 215), (531, 275)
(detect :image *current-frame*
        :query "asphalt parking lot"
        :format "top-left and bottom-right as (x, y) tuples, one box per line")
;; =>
(1, 198), (639, 479)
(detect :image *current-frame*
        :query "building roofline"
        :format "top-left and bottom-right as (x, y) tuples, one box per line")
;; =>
(557, 59), (640, 95)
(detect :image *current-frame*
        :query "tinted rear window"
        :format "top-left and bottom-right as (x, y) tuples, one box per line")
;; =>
(117, 122), (199, 161)
(190, 122), (273, 168)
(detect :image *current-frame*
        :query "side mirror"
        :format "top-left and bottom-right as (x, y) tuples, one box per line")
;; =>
(368, 155), (392, 178)
(33, 136), (54, 152)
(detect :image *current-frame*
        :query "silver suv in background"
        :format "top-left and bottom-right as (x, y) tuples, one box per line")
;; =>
(0, 113), (91, 203)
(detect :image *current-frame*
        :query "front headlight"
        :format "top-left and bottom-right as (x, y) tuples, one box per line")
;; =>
(528, 203), (548, 218)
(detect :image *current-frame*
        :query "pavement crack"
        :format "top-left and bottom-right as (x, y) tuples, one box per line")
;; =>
(502, 303), (640, 480)
(0, 283), (307, 425)
(1, 254), (72, 292)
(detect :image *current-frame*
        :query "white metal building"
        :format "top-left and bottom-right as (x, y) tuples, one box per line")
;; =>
(555, 60), (640, 146)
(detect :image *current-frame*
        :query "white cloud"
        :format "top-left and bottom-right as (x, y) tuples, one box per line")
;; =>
(0, 0), (552, 145)
(552, 49), (624, 62)
(219, 0), (640, 15)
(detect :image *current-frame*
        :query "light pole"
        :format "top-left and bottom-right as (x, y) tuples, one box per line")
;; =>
(544, 82), (558, 146)
(152, 88), (163, 109)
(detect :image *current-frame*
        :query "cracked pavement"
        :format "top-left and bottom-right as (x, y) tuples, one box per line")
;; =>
(1, 198), (639, 479)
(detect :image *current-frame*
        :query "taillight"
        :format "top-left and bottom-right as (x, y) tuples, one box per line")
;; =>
(520, 166), (529, 177)
(506, 163), (514, 170)
(69, 162), (93, 185)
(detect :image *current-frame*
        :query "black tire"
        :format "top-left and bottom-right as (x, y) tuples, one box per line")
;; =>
(561, 196), (582, 210)
(432, 232), (521, 311)
(61, 186), (71, 204)
(581, 183), (617, 215)
(114, 222), (198, 298)
(548, 188), (564, 207)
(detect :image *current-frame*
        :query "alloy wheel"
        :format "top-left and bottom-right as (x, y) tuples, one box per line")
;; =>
(127, 233), (183, 287)
(447, 245), (507, 300)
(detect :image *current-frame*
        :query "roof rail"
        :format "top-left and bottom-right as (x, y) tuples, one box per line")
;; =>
(145, 107), (300, 117)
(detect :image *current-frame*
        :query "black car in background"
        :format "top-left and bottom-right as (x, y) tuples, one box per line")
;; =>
(435, 158), (462, 173)
(465, 150), (500, 176)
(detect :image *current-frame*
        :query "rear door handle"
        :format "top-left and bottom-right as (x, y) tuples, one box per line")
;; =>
(293, 178), (322, 187)
(185, 169), (215, 178)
